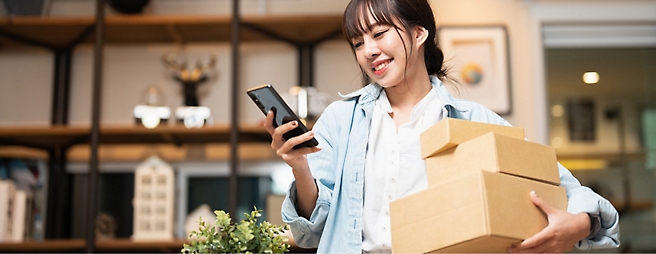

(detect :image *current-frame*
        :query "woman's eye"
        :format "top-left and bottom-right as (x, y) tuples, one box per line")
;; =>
(353, 41), (363, 49)
(374, 29), (388, 38)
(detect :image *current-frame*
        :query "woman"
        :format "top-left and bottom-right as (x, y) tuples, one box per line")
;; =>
(263, 0), (620, 252)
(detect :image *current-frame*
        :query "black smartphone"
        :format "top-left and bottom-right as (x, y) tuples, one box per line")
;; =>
(246, 84), (319, 150)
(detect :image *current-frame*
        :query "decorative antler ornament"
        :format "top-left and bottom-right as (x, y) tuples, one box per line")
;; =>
(163, 53), (216, 107)
(163, 53), (216, 128)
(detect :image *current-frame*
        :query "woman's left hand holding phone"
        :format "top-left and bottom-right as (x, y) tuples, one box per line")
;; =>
(264, 110), (321, 219)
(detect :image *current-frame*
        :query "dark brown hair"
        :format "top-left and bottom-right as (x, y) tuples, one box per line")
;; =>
(342, 0), (448, 80)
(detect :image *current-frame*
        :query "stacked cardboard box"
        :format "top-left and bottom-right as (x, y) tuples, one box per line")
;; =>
(390, 118), (568, 253)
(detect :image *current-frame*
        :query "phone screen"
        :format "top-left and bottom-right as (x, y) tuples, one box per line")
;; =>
(247, 84), (319, 149)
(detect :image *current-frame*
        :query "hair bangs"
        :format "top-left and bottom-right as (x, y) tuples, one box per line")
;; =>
(343, 0), (399, 43)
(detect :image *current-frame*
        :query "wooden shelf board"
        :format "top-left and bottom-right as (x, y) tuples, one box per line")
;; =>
(0, 124), (272, 149)
(0, 238), (187, 252)
(0, 146), (48, 159)
(0, 239), (86, 252)
(96, 238), (188, 252)
(0, 14), (343, 48)
(0, 237), (307, 252)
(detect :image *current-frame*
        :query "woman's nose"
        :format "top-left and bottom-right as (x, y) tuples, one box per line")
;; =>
(363, 39), (380, 59)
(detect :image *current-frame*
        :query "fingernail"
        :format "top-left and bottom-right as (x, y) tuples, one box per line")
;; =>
(530, 190), (537, 197)
(292, 121), (298, 126)
(308, 131), (314, 137)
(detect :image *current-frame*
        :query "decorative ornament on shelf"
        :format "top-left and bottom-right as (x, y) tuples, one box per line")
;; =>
(181, 207), (290, 254)
(163, 53), (216, 128)
(95, 213), (117, 240)
(286, 86), (329, 123)
(133, 86), (170, 129)
(132, 156), (175, 241)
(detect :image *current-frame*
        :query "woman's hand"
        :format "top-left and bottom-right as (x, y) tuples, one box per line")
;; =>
(508, 191), (591, 253)
(264, 110), (321, 219)
(263, 110), (321, 169)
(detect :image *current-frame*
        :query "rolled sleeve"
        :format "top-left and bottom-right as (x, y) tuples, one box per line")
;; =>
(281, 179), (332, 248)
(559, 163), (621, 250)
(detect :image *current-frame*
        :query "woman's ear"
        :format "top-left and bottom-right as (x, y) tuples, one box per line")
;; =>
(415, 26), (429, 47)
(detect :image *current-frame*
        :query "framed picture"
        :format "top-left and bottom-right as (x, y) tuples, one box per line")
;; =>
(438, 26), (511, 115)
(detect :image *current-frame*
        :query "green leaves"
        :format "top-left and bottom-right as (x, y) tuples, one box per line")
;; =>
(181, 207), (290, 254)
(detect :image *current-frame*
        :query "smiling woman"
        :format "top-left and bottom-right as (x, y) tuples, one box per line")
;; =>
(253, 0), (621, 253)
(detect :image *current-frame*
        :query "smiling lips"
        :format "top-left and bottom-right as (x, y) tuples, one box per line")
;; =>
(372, 59), (393, 74)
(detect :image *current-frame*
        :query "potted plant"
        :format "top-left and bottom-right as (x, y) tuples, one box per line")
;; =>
(182, 207), (290, 254)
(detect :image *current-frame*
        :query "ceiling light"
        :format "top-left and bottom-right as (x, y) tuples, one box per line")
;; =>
(583, 72), (599, 85)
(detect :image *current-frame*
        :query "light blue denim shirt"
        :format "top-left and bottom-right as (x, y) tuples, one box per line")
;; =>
(282, 76), (620, 253)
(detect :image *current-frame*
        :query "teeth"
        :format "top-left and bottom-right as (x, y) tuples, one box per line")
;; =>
(373, 60), (390, 71)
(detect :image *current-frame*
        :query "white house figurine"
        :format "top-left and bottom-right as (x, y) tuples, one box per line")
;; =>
(131, 156), (175, 241)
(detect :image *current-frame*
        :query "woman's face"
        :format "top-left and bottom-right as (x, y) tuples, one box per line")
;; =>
(350, 12), (423, 88)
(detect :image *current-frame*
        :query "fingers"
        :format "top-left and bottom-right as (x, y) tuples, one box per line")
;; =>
(510, 228), (550, 252)
(530, 191), (555, 215)
(268, 116), (300, 149)
(508, 244), (548, 253)
(281, 146), (322, 159)
(263, 110), (276, 134)
(264, 111), (320, 164)
(276, 130), (317, 155)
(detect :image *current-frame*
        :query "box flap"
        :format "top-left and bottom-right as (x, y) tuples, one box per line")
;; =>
(420, 118), (525, 159)
(426, 132), (560, 186)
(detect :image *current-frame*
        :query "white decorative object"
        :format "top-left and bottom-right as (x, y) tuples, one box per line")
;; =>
(134, 86), (171, 129)
(132, 156), (175, 241)
(176, 106), (211, 128)
(285, 86), (329, 120)
(11, 189), (30, 242)
(134, 105), (171, 129)
(184, 204), (215, 239)
(0, 180), (16, 242)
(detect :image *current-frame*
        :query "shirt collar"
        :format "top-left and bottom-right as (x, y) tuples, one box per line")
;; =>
(377, 86), (439, 121)
(338, 75), (459, 111)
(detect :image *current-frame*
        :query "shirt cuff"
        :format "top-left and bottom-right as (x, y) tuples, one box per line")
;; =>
(587, 213), (601, 239)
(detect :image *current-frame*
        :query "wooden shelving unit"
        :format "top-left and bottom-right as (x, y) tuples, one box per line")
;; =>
(0, 1), (341, 252)
(0, 14), (342, 48)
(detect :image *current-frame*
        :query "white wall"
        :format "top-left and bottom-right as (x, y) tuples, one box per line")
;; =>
(0, 48), (53, 126)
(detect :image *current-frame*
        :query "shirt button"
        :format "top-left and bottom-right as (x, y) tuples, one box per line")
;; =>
(388, 195), (393, 200)
(385, 211), (389, 216)
(382, 226), (387, 231)
(390, 178), (396, 183)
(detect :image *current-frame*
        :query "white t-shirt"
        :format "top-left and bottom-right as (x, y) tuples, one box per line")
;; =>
(362, 87), (444, 253)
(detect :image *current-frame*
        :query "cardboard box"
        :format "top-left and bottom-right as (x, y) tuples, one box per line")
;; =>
(420, 118), (525, 159)
(426, 132), (560, 186)
(390, 171), (567, 253)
